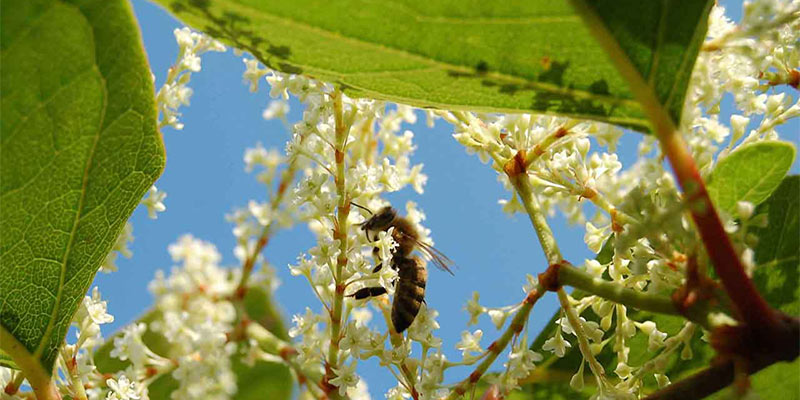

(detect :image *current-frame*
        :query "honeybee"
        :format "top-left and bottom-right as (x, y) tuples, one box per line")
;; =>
(347, 203), (454, 333)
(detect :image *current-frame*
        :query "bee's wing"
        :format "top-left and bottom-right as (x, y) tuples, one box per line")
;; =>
(399, 231), (455, 275)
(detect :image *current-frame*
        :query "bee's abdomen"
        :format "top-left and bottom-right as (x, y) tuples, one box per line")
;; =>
(392, 258), (427, 333)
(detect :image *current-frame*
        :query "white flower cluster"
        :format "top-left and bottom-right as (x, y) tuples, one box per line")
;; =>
(441, 2), (797, 399)
(445, 111), (624, 224)
(235, 62), (457, 399)
(156, 28), (226, 131)
(146, 235), (239, 400)
(687, 2), (799, 173)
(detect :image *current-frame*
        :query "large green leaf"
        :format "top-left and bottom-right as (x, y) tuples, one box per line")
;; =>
(570, 0), (713, 129)
(0, 0), (165, 373)
(709, 175), (800, 399)
(750, 175), (799, 316)
(94, 287), (292, 400)
(150, 0), (710, 133)
(707, 142), (796, 215)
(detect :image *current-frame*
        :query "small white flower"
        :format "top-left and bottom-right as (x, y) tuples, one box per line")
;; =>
(101, 222), (134, 273)
(585, 259), (605, 277)
(636, 321), (667, 352)
(584, 222), (609, 253)
(105, 374), (140, 400)
(266, 71), (290, 99)
(289, 308), (319, 338)
(242, 58), (267, 92)
(85, 287), (114, 325)
(542, 330), (571, 357)
(523, 274), (539, 293)
(456, 329), (484, 358)
(487, 309), (508, 330)
(263, 100), (290, 120)
(736, 201), (754, 220)
(464, 292), (485, 326)
(248, 200), (272, 226)
(110, 323), (149, 368)
(141, 185), (166, 219)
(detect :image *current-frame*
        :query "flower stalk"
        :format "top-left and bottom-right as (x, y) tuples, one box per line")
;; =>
(504, 151), (562, 265)
(556, 289), (606, 384)
(326, 88), (349, 396)
(447, 287), (544, 399)
(234, 135), (308, 298)
(556, 263), (712, 329)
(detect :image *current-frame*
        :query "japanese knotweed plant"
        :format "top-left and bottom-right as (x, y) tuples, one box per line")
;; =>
(1, 0), (798, 400)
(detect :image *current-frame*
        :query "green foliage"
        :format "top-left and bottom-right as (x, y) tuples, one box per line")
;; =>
(235, 287), (293, 400)
(0, 349), (18, 370)
(751, 175), (800, 316)
(94, 287), (292, 400)
(0, 0), (165, 373)
(151, 0), (709, 133)
(709, 175), (800, 399)
(708, 141), (796, 215)
(572, 0), (713, 128)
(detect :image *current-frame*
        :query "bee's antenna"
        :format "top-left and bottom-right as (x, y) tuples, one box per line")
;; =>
(350, 202), (373, 215)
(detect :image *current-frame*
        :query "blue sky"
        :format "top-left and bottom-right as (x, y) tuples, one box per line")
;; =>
(93, 1), (796, 398)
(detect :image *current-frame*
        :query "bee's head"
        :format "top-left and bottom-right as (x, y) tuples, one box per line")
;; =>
(361, 206), (396, 232)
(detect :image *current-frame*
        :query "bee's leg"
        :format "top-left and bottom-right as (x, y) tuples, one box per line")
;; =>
(346, 286), (387, 300)
(371, 246), (383, 273)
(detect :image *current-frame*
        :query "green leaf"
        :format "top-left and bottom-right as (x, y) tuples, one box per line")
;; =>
(0, 0), (165, 373)
(150, 0), (709, 133)
(751, 175), (800, 315)
(0, 348), (19, 370)
(570, 0), (713, 128)
(670, 176), (800, 398)
(94, 287), (292, 399)
(235, 287), (293, 400)
(707, 141), (796, 215)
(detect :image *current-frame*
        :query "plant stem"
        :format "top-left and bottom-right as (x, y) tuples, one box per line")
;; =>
(0, 327), (61, 400)
(556, 264), (712, 329)
(627, 322), (695, 389)
(556, 288), (606, 384)
(234, 134), (308, 298)
(568, 0), (777, 331)
(505, 152), (562, 265)
(62, 348), (88, 400)
(642, 355), (774, 400)
(326, 88), (349, 397)
(447, 288), (544, 399)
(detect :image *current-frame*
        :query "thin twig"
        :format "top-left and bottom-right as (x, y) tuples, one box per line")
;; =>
(447, 288), (544, 399)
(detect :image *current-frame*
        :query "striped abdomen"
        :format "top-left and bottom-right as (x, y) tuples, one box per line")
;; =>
(391, 257), (427, 333)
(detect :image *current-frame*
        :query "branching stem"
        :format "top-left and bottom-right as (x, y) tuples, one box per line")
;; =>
(505, 151), (562, 265)
(447, 288), (544, 399)
(556, 289), (606, 384)
(557, 263), (712, 329)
